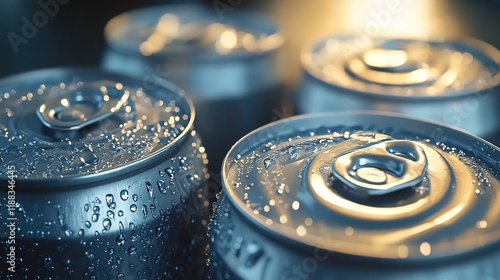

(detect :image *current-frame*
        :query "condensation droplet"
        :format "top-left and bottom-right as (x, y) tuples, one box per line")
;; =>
(120, 190), (129, 201)
(345, 226), (354, 236)
(103, 218), (112, 231)
(130, 204), (137, 212)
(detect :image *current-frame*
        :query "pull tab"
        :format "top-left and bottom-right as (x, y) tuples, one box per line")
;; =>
(332, 140), (428, 195)
(345, 40), (440, 86)
(36, 86), (130, 130)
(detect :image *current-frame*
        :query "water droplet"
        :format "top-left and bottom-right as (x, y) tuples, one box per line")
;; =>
(118, 210), (124, 217)
(84, 204), (90, 212)
(186, 174), (196, 184)
(263, 158), (274, 169)
(85, 221), (91, 228)
(132, 194), (138, 202)
(130, 204), (137, 212)
(116, 234), (126, 246)
(128, 246), (137, 256)
(120, 190), (129, 201)
(157, 180), (168, 194)
(57, 211), (66, 226)
(80, 150), (99, 166)
(142, 204), (148, 219)
(64, 229), (74, 237)
(145, 181), (153, 198)
(86, 251), (95, 259)
(78, 229), (85, 237)
(276, 183), (285, 194)
(105, 194), (114, 208)
(140, 254), (148, 262)
(165, 167), (175, 179)
(103, 218), (112, 231)
(91, 214), (99, 223)
(107, 210), (115, 219)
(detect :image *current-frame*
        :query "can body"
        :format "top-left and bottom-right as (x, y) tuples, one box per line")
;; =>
(210, 112), (500, 279)
(102, 4), (286, 174)
(0, 68), (210, 279)
(295, 36), (500, 145)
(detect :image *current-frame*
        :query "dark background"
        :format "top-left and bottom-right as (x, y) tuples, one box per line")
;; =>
(0, 0), (499, 89)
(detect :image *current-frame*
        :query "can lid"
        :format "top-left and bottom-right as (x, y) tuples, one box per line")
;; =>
(0, 68), (194, 188)
(302, 36), (500, 99)
(104, 4), (283, 59)
(222, 112), (500, 261)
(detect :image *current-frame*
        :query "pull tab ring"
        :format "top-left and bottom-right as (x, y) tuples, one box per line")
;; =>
(332, 140), (428, 195)
(36, 86), (130, 131)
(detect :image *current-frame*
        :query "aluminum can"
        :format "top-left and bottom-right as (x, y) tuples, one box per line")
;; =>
(210, 112), (500, 280)
(102, 4), (285, 173)
(296, 36), (500, 145)
(0, 68), (210, 279)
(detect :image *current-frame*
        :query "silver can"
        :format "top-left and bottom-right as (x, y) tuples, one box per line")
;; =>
(0, 68), (210, 279)
(102, 4), (285, 172)
(296, 36), (500, 144)
(210, 112), (500, 279)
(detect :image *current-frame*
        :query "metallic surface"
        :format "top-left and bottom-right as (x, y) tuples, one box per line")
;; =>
(0, 68), (210, 279)
(210, 112), (500, 279)
(296, 36), (500, 144)
(101, 4), (285, 172)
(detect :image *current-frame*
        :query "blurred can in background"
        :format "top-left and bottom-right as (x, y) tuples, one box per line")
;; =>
(0, 68), (210, 279)
(102, 4), (285, 174)
(296, 35), (500, 145)
(210, 112), (500, 279)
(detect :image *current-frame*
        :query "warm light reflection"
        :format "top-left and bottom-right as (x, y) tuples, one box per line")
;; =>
(397, 245), (409, 258)
(363, 49), (407, 68)
(341, 0), (433, 38)
(139, 13), (179, 56)
(137, 14), (282, 56)
(220, 29), (237, 49)
(419, 242), (431, 256)
(410, 68), (430, 82)
(60, 98), (69, 107)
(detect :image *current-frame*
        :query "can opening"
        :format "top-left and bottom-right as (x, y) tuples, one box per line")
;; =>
(332, 140), (428, 196)
(36, 86), (130, 131)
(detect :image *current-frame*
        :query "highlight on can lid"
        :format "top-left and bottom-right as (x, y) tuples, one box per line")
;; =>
(104, 5), (283, 58)
(301, 36), (500, 97)
(221, 112), (500, 260)
(0, 68), (194, 185)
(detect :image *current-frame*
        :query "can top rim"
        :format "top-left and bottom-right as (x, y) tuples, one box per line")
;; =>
(0, 67), (196, 188)
(103, 4), (284, 62)
(300, 35), (500, 101)
(222, 111), (500, 260)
